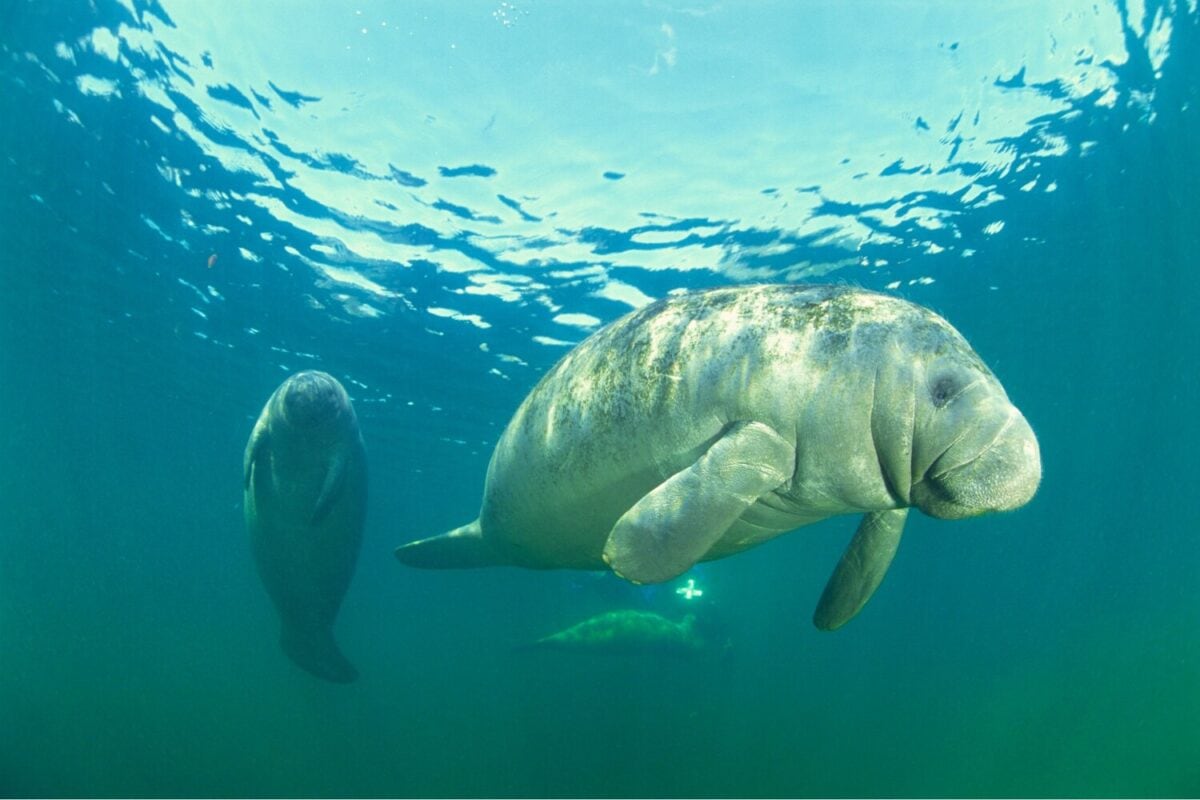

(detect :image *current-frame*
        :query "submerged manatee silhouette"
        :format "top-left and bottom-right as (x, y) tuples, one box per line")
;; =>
(518, 610), (713, 656)
(244, 370), (367, 682)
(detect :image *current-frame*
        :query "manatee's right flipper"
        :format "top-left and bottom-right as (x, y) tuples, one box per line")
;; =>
(603, 421), (796, 584)
(813, 508), (908, 631)
(280, 622), (358, 683)
(394, 520), (502, 568)
(311, 450), (348, 524)
(243, 414), (270, 489)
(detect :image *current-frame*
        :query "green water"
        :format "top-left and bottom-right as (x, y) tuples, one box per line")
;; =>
(1, 1), (1198, 796)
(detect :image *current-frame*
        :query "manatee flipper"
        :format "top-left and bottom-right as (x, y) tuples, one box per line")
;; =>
(395, 520), (503, 568)
(603, 421), (795, 584)
(280, 622), (358, 683)
(813, 508), (908, 631)
(243, 419), (270, 490)
(311, 451), (347, 524)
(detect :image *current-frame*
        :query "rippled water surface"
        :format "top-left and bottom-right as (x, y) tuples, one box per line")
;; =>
(1, 1), (1198, 796)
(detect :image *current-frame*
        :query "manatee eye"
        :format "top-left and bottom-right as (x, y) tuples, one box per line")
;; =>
(930, 375), (959, 408)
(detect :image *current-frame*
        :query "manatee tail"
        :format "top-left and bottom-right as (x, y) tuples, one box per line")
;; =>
(512, 637), (582, 655)
(394, 520), (505, 569)
(511, 639), (546, 654)
(280, 624), (358, 683)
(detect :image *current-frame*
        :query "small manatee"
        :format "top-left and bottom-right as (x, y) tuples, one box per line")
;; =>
(517, 610), (714, 657)
(245, 370), (366, 682)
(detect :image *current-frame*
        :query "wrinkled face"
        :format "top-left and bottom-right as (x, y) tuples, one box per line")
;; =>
(278, 370), (350, 429)
(908, 342), (1042, 520)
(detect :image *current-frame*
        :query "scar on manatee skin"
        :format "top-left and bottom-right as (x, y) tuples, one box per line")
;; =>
(207, 253), (218, 269)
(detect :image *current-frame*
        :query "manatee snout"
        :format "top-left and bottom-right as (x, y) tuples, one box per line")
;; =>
(281, 370), (347, 427)
(914, 406), (1041, 520)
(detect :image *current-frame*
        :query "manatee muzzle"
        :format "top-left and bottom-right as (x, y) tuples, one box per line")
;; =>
(913, 407), (1041, 519)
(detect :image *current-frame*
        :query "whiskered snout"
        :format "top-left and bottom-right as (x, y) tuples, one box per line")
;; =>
(914, 408), (1041, 520)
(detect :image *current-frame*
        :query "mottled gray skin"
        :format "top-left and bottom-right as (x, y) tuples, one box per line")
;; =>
(397, 284), (1041, 629)
(245, 370), (366, 682)
(519, 610), (709, 656)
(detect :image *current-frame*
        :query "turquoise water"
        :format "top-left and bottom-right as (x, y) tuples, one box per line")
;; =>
(1, 1), (1198, 796)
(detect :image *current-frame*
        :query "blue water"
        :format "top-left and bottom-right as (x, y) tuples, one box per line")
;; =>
(1, 1), (1198, 796)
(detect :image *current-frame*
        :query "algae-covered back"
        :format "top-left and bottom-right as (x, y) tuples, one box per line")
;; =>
(527, 610), (709, 656)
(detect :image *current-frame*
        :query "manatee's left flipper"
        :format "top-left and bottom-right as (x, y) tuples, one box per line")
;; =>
(813, 508), (908, 631)
(603, 421), (795, 584)
(311, 451), (348, 524)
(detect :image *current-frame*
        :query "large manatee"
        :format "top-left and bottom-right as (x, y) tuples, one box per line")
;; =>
(396, 284), (1041, 629)
(244, 370), (366, 681)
